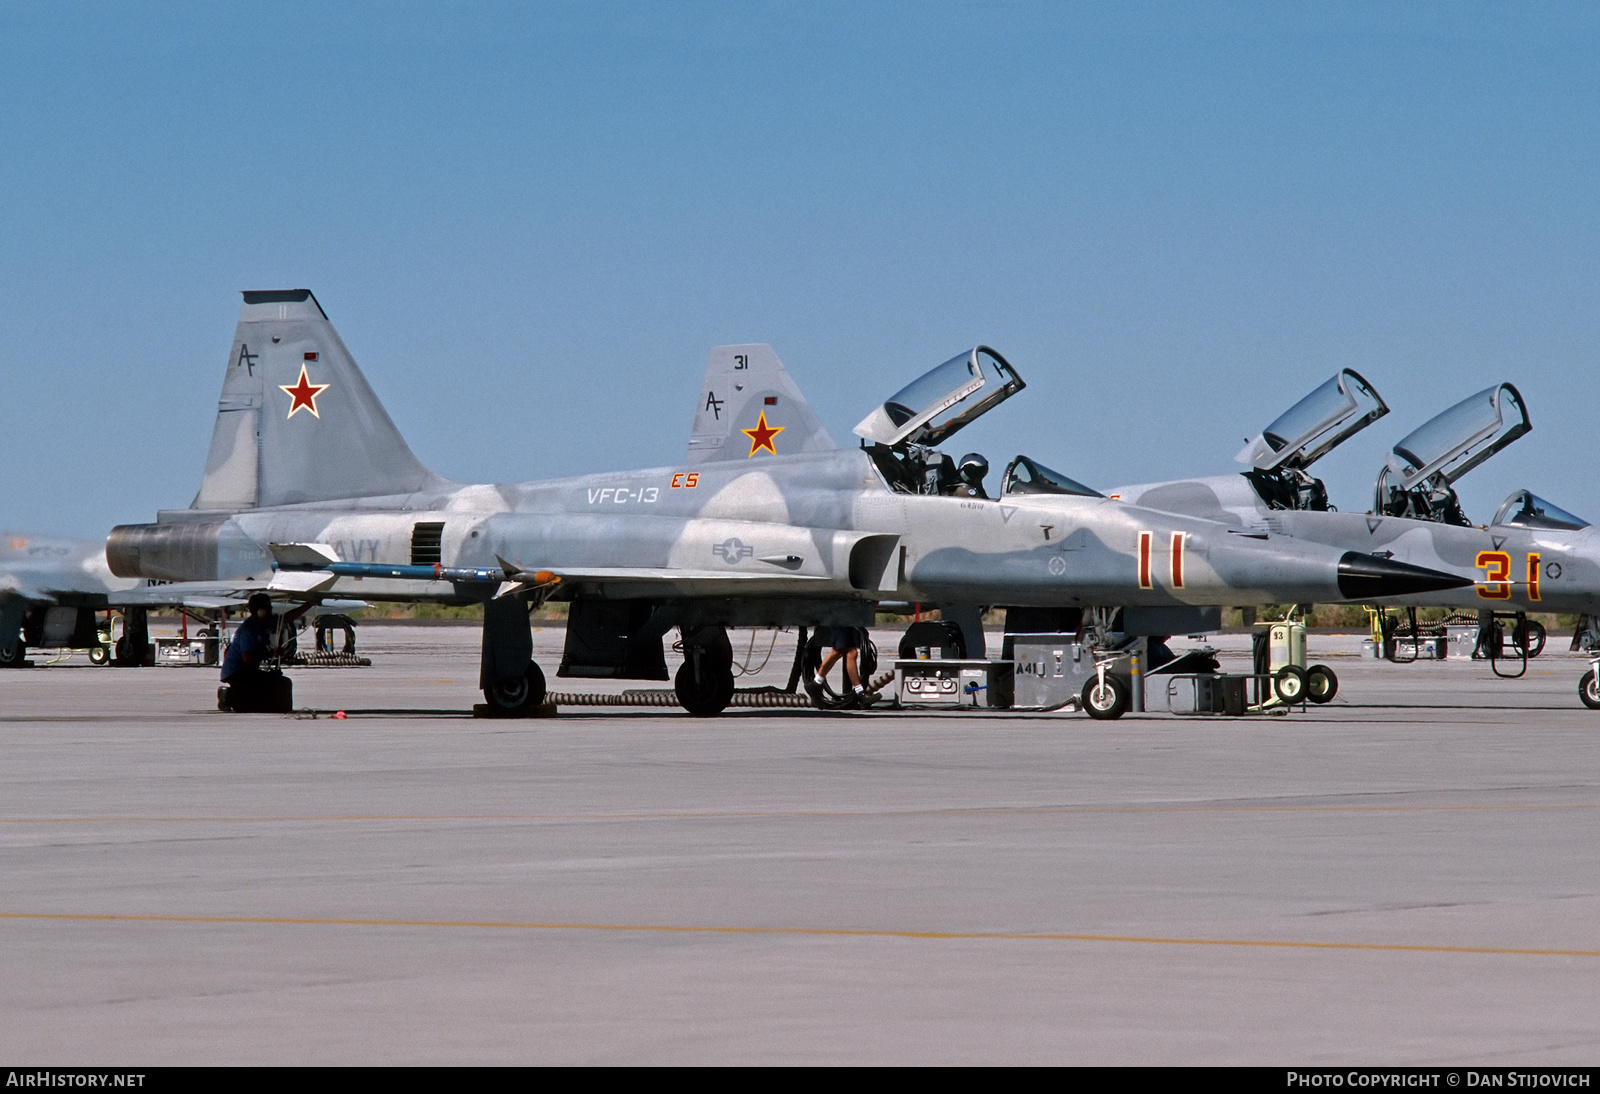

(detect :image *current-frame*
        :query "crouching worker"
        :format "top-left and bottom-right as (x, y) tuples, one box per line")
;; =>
(218, 593), (293, 713)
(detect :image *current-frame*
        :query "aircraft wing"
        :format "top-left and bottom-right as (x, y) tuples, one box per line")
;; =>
(105, 581), (366, 612)
(111, 589), (256, 610)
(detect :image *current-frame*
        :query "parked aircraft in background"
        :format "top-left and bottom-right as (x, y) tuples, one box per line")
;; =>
(0, 529), (257, 666)
(104, 292), (1468, 715)
(1108, 373), (1600, 704)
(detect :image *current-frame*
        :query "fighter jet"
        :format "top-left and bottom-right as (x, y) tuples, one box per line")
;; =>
(1, 528), (356, 668)
(0, 531), (133, 666)
(105, 291), (1471, 715)
(1107, 374), (1600, 701)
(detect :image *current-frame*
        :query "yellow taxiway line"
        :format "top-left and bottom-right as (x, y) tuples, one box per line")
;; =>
(0, 802), (1595, 825)
(0, 911), (1594, 958)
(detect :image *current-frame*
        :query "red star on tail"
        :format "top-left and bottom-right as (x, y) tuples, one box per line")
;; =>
(280, 365), (330, 419)
(740, 411), (784, 457)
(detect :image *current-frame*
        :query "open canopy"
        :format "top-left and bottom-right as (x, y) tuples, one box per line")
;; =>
(1235, 369), (1389, 471)
(1382, 383), (1530, 492)
(854, 346), (1025, 449)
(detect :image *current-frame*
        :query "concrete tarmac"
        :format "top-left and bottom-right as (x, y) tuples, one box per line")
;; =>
(0, 624), (1597, 1064)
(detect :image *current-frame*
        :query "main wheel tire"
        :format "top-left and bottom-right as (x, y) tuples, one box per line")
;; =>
(1580, 670), (1600, 710)
(315, 615), (358, 655)
(88, 645), (111, 666)
(0, 640), (26, 668)
(482, 662), (547, 717)
(1305, 663), (1338, 704)
(675, 661), (735, 716)
(1081, 674), (1129, 720)
(1273, 664), (1309, 704)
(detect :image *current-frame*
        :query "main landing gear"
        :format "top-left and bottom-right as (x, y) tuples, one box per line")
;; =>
(1579, 667), (1600, 711)
(674, 625), (735, 716)
(479, 595), (547, 716)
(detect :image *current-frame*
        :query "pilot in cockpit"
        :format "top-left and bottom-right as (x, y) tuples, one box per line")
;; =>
(953, 453), (989, 499)
(921, 451), (990, 497)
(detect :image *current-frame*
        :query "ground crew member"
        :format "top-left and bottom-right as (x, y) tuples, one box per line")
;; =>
(220, 593), (280, 712)
(815, 626), (873, 706)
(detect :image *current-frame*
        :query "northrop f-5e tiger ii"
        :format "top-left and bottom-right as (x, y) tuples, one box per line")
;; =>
(1109, 371), (1600, 704)
(106, 291), (1470, 715)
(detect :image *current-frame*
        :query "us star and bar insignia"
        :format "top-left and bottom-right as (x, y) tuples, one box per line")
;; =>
(741, 411), (784, 457)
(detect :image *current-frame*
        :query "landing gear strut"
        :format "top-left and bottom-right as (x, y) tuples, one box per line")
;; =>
(479, 595), (546, 716)
(675, 625), (735, 716)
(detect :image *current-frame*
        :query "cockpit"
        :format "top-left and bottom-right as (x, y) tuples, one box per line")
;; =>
(1374, 384), (1531, 525)
(857, 347), (1031, 498)
(1490, 490), (1589, 532)
(1234, 369), (1388, 512)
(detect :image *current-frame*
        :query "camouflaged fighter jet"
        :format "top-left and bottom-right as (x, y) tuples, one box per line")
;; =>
(1106, 375), (1600, 696)
(0, 531), (138, 666)
(1, 528), (359, 668)
(105, 291), (1471, 716)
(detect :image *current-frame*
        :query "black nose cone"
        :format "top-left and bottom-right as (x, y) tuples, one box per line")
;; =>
(1337, 552), (1475, 600)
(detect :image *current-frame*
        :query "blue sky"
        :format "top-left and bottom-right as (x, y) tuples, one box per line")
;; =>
(3, 2), (1597, 536)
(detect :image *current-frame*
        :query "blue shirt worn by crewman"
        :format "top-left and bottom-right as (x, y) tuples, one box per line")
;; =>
(220, 615), (275, 681)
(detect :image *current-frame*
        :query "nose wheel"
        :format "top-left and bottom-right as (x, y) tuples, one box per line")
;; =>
(1081, 673), (1129, 720)
(1580, 669), (1600, 710)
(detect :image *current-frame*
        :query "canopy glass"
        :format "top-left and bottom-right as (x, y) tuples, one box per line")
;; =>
(854, 346), (1025, 449)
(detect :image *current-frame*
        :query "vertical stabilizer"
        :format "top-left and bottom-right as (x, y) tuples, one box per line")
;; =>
(193, 290), (451, 509)
(686, 344), (836, 465)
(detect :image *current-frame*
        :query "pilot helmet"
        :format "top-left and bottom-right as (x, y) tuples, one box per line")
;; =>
(957, 453), (989, 483)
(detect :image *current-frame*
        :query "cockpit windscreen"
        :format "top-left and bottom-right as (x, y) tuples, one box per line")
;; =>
(1491, 490), (1590, 531)
(1001, 455), (1104, 498)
